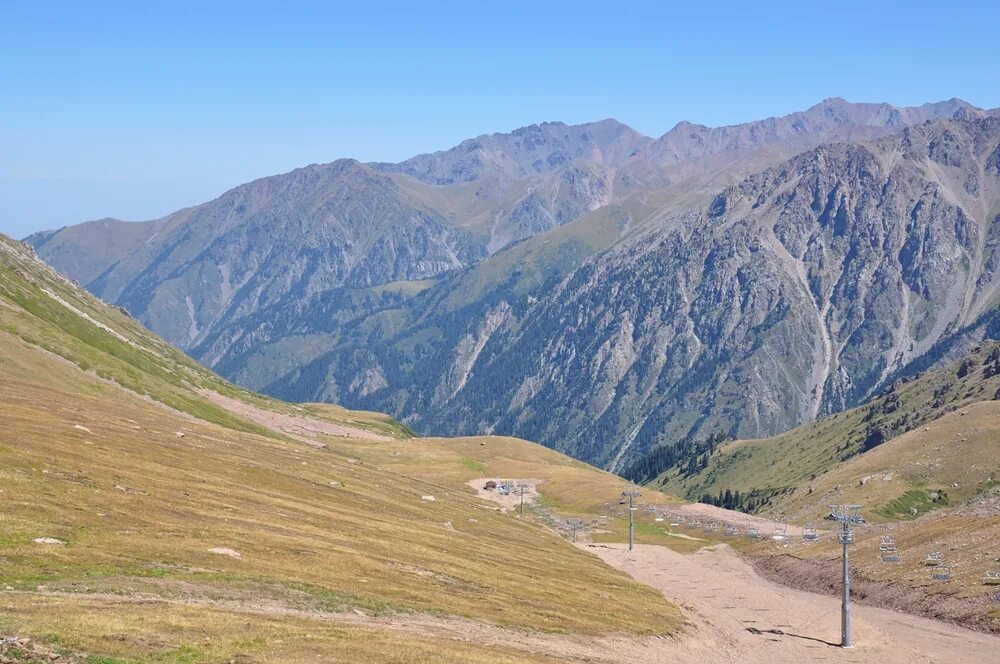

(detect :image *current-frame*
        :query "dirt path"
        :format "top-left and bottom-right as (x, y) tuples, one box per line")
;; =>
(11, 539), (1000, 664)
(671, 502), (809, 537)
(583, 542), (1000, 663)
(3, 589), (679, 663)
(198, 389), (392, 444)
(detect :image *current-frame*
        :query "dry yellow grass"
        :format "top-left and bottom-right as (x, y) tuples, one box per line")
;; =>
(0, 233), (684, 661)
(0, 332), (680, 661)
(334, 434), (682, 515)
(0, 233), (687, 663)
(771, 401), (1000, 524)
(659, 342), (1000, 508)
(332, 433), (694, 552)
(1, 595), (564, 664)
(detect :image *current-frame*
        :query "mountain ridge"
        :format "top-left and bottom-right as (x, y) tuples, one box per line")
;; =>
(26, 99), (1000, 470)
(254, 115), (1000, 469)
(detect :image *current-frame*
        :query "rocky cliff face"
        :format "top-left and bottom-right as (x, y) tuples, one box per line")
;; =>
(260, 116), (1000, 469)
(70, 160), (487, 349)
(28, 101), (1000, 469)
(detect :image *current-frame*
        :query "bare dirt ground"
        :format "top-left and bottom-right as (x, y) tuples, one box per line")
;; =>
(198, 389), (392, 445)
(584, 542), (1000, 664)
(467, 477), (542, 512)
(11, 541), (1000, 663)
(752, 553), (999, 635)
(672, 502), (809, 538)
(0, 635), (80, 663)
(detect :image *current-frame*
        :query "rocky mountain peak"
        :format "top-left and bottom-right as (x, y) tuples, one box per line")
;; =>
(26, 103), (1000, 472)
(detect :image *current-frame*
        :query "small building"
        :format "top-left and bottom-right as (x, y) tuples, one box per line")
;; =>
(483, 480), (498, 491)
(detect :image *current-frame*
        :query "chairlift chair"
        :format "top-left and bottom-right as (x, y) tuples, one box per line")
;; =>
(924, 551), (943, 566)
(931, 565), (951, 582)
(983, 571), (1000, 586)
(746, 527), (761, 539)
(724, 525), (739, 536)
(803, 527), (819, 542)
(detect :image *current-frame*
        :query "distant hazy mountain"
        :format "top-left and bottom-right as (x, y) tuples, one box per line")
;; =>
(29, 99), (1000, 468)
(374, 118), (652, 184)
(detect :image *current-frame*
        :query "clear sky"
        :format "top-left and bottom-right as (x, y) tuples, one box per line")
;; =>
(2, 1), (998, 238)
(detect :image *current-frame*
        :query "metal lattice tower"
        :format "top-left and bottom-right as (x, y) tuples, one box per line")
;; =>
(567, 518), (583, 543)
(829, 505), (864, 648)
(622, 488), (641, 551)
(517, 482), (528, 516)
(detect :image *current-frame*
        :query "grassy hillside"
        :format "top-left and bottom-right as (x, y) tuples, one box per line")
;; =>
(0, 235), (681, 663)
(769, 400), (1000, 523)
(0, 234), (401, 440)
(657, 341), (1000, 510)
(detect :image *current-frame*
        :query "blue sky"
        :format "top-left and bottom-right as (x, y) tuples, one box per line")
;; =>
(2, 1), (998, 237)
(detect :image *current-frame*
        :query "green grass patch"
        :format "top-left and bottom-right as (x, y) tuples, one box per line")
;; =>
(874, 488), (949, 520)
(460, 458), (487, 473)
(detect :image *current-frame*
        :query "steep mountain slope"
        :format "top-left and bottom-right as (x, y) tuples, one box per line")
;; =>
(28, 100), (996, 470)
(778, 399), (1000, 522)
(0, 233), (682, 661)
(269, 115), (1000, 469)
(0, 232), (409, 440)
(29, 121), (650, 352)
(655, 340), (1000, 512)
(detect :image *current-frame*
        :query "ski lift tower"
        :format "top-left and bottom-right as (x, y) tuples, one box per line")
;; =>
(830, 505), (864, 648)
(517, 482), (528, 516)
(567, 518), (583, 543)
(622, 487), (641, 551)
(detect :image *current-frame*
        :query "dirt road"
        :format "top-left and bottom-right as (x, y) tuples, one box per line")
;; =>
(584, 543), (1000, 663)
(11, 542), (1000, 663)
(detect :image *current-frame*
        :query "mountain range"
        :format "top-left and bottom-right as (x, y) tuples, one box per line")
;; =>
(28, 98), (1000, 469)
